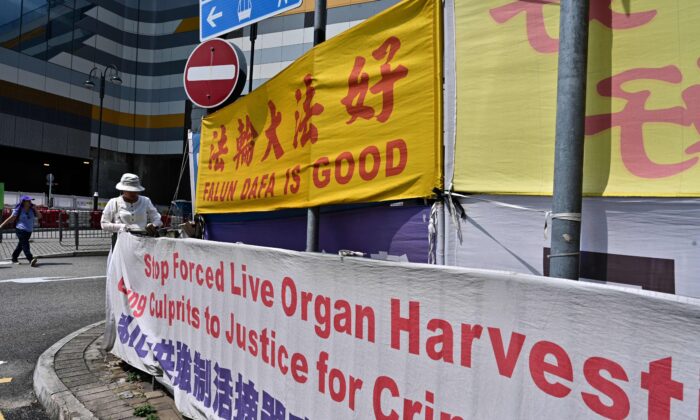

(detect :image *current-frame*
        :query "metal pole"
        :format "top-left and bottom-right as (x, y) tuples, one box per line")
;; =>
(93, 73), (105, 211)
(549, 0), (590, 280)
(306, 0), (327, 252)
(74, 212), (79, 250)
(248, 23), (257, 93)
(313, 0), (327, 44)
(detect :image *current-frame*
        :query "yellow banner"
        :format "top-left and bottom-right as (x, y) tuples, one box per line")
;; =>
(197, 0), (442, 214)
(454, 0), (700, 196)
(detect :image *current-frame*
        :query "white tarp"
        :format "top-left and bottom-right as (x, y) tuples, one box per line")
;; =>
(446, 196), (700, 299)
(108, 233), (700, 419)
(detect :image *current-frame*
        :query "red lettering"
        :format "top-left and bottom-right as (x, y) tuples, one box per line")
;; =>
(488, 327), (526, 378)
(335, 151), (355, 185)
(460, 324), (483, 368)
(373, 376), (399, 420)
(386, 139), (408, 177)
(641, 357), (683, 420)
(291, 353), (308, 384)
(391, 299), (420, 355)
(582, 357), (630, 419)
(359, 145), (381, 180)
(426, 319), (454, 363)
(313, 157), (331, 188)
(529, 340), (573, 398)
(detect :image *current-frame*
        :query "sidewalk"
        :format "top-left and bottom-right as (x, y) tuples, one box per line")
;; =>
(0, 236), (111, 260)
(34, 322), (183, 420)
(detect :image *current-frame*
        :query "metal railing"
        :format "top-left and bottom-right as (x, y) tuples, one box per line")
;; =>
(1, 208), (189, 247)
(0, 210), (111, 249)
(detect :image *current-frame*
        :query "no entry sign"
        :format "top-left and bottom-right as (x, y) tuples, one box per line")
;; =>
(184, 39), (243, 108)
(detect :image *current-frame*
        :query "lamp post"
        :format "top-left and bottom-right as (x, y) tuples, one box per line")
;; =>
(84, 64), (122, 211)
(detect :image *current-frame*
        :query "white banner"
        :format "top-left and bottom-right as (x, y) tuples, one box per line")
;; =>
(108, 233), (700, 419)
(445, 196), (700, 299)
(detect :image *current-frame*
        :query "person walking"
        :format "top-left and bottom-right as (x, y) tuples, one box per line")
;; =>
(101, 173), (162, 244)
(0, 196), (39, 266)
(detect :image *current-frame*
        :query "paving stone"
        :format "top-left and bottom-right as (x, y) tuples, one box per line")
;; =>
(55, 360), (86, 369)
(65, 380), (104, 392)
(75, 385), (111, 395)
(79, 390), (116, 402)
(62, 374), (99, 386)
(146, 396), (171, 405)
(157, 409), (184, 420)
(144, 390), (164, 399)
(57, 370), (93, 380)
(54, 353), (84, 362)
(84, 395), (123, 410)
(94, 403), (135, 418)
(108, 410), (142, 420)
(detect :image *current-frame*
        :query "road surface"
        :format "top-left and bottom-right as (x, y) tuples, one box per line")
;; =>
(0, 256), (107, 420)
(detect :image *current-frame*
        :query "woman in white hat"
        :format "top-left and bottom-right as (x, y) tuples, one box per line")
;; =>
(101, 173), (162, 240)
(102, 173), (162, 352)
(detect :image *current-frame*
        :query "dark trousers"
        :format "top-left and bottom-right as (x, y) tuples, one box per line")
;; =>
(12, 229), (33, 262)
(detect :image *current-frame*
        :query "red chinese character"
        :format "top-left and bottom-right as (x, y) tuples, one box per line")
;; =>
(682, 58), (700, 156)
(293, 74), (324, 149)
(261, 100), (284, 161)
(233, 115), (258, 170)
(208, 125), (228, 172)
(490, 0), (656, 54)
(341, 36), (408, 124)
(585, 64), (700, 178)
(341, 56), (374, 123)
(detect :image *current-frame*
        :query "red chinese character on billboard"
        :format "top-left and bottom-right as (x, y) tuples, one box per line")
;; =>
(233, 115), (258, 170)
(261, 100), (284, 161)
(341, 36), (409, 124)
(490, 0), (657, 54)
(293, 74), (324, 149)
(208, 125), (228, 172)
(585, 62), (700, 178)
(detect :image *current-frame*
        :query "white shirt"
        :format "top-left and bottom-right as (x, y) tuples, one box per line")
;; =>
(101, 196), (162, 233)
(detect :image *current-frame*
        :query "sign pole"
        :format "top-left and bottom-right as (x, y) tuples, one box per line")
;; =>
(184, 39), (243, 109)
(248, 23), (257, 93)
(549, 0), (590, 280)
(305, 0), (327, 252)
(48, 174), (53, 208)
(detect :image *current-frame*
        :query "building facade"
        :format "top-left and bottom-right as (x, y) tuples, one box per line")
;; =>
(0, 0), (399, 204)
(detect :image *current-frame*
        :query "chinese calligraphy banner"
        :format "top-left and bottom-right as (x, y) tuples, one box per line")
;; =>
(196, 0), (442, 214)
(453, 0), (700, 196)
(109, 234), (700, 419)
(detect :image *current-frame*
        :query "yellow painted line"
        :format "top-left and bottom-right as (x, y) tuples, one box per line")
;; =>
(0, 377), (12, 384)
(0, 409), (5, 420)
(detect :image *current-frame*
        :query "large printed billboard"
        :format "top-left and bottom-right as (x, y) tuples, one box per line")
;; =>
(197, 0), (442, 214)
(453, 0), (700, 196)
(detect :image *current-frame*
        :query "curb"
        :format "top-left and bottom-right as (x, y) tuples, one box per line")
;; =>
(33, 321), (104, 420)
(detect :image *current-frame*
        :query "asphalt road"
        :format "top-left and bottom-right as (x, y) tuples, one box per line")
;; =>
(0, 256), (107, 420)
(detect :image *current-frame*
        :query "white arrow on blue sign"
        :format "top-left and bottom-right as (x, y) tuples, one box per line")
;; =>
(200, 0), (303, 42)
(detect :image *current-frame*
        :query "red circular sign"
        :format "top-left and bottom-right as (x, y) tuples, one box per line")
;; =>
(184, 39), (242, 108)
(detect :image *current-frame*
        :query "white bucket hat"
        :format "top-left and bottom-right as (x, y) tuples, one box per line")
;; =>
(116, 173), (145, 192)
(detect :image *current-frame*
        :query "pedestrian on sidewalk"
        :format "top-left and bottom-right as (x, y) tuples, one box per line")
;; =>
(101, 173), (163, 247)
(0, 195), (39, 266)
(101, 173), (162, 352)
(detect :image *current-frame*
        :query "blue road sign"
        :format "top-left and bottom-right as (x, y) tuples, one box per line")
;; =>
(200, 0), (303, 41)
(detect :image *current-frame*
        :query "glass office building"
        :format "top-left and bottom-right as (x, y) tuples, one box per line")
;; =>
(0, 0), (398, 203)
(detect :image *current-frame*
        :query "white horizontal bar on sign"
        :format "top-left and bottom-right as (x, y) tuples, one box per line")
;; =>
(187, 65), (238, 81)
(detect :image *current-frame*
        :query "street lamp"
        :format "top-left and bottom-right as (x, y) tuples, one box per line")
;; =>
(84, 64), (122, 210)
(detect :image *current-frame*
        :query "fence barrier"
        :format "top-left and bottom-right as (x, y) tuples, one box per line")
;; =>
(0, 208), (192, 248)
